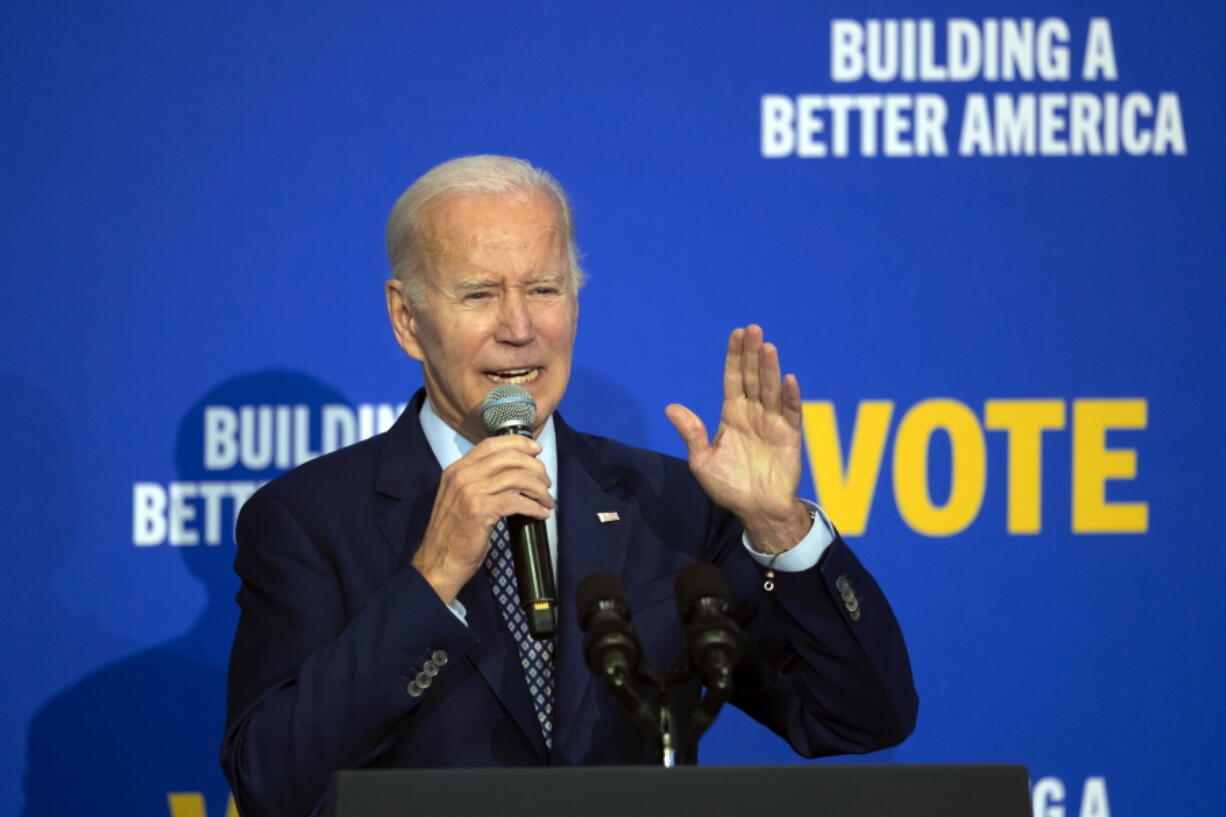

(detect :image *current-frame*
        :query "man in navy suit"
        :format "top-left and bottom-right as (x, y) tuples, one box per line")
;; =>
(221, 156), (917, 817)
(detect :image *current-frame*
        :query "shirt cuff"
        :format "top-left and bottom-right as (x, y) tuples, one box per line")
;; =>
(742, 499), (835, 572)
(446, 597), (469, 626)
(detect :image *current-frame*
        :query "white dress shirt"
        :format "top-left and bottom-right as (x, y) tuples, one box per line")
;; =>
(417, 398), (835, 624)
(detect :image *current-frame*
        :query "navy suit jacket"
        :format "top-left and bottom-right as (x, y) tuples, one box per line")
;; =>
(221, 393), (917, 817)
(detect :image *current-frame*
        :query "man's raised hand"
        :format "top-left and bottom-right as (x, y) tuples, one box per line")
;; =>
(665, 325), (811, 554)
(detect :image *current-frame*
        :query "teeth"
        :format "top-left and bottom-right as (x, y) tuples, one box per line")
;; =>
(486, 368), (540, 385)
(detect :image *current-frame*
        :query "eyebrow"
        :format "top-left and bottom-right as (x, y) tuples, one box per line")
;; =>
(453, 274), (565, 291)
(454, 279), (499, 291)
(526, 273), (566, 286)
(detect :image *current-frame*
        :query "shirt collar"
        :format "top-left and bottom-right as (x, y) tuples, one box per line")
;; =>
(418, 396), (558, 499)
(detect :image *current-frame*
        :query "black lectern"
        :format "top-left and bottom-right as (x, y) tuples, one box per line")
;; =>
(327, 764), (1030, 817)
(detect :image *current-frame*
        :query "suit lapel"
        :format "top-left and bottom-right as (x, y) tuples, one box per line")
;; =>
(374, 390), (548, 761)
(457, 567), (550, 760)
(550, 417), (631, 763)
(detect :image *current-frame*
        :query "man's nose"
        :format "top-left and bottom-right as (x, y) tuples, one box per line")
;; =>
(495, 291), (535, 345)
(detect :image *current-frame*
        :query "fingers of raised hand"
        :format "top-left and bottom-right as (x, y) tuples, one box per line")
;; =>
(759, 341), (783, 414)
(723, 326), (745, 402)
(781, 373), (803, 429)
(665, 403), (709, 456)
(740, 325), (764, 402)
(726, 324), (789, 415)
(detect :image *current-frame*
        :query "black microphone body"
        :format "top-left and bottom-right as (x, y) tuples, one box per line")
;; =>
(576, 572), (659, 742)
(681, 598), (742, 693)
(500, 461), (558, 639)
(674, 562), (744, 761)
(481, 385), (557, 639)
(576, 572), (644, 682)
(674, 563), (744, 692)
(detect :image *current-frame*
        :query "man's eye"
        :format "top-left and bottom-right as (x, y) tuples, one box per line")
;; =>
(533, 287), (560, 296)
(464, 291), (490, 301)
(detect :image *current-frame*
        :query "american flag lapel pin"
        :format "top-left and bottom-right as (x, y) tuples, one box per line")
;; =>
(596, 511), (621, 523)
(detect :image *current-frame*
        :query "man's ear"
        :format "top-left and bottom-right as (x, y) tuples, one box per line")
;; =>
(385, 279), (425, 361)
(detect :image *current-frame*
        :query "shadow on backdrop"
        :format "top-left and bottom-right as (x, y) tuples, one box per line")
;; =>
(22, 371), (349, 817)
(1, 375), (134, 814)
(560, 366), (650, 449)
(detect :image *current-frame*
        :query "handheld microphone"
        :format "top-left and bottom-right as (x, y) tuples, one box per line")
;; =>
(481, 384), (557, 639)
(674, 563), (743, 693)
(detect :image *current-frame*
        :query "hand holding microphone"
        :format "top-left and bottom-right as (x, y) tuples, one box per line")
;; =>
(480, 385), (558, 638)
(410, 385), (555, 628)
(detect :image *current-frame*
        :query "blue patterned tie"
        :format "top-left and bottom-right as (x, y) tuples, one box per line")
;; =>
(485, 518), (555, 748)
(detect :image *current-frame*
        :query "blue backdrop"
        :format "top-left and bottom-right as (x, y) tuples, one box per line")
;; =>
(3, 2), (1223, 816)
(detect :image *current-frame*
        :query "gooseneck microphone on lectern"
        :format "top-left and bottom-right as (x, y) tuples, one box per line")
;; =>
(576, 572), (645, 681)
(575, 563), (748, 765)
(481, 384), (557, 639)
(675, 562), (743, 762)
(576, 572), (665, 758)
(674, 562), (744, 693)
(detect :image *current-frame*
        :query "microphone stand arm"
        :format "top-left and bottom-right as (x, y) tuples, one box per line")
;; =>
(679, 670), (733, 764)
(601, 667), (661, 745)
(598, 667), (681, 767)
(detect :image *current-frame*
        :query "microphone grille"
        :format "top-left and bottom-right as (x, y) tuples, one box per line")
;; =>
(481, 384), (537, 435)
(674, 562), (731, 617)
(576, 571), (628, 629)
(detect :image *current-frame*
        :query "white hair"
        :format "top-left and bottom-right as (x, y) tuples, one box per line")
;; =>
(385, 155), (585, 304)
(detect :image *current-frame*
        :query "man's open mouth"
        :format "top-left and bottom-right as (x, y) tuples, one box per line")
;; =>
(484, 367), (541, 385)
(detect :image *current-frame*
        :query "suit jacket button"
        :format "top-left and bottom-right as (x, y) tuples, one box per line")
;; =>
(407, 681), (424, 698)
(432, 650), (449, 666)
(835, 575), (850, 593)
(415, 671), (433, 688)
(845, 596), (859, 613)
(849, 609), (861, 621)
(422, 661), (439, 677)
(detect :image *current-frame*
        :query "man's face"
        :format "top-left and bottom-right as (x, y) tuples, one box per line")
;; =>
(386, 188), (579, 442)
